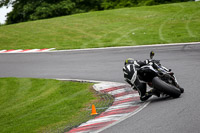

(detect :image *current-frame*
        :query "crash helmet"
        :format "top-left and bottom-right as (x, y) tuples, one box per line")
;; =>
(124, 58), (134, 65)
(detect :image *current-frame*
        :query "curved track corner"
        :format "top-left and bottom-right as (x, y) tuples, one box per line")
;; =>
(61, 80), (150, 133)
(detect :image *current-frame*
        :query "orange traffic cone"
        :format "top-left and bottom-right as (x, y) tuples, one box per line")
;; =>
(91, 104), (98, 115)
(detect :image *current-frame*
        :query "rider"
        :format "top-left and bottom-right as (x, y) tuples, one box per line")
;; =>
(123, 58), (161, 101)
(123, 58), (184, 101)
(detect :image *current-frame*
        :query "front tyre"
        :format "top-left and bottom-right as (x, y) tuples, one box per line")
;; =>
(152, 77), (181, 98)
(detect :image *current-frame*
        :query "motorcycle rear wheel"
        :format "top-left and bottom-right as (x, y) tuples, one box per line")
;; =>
(152, 77), (181, 98)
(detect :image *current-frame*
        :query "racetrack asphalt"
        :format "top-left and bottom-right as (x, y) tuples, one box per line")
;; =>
(0, 43), (200, 133)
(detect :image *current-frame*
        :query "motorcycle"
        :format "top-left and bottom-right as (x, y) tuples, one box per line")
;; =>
(123, 51), (184, 100)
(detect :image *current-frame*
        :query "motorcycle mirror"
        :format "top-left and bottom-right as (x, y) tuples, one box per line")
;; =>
(150, 51), (155, 59)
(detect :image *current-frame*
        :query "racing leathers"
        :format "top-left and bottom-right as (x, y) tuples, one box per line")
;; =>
(123, 59), (184, 101)
(123, 59), (159, 101)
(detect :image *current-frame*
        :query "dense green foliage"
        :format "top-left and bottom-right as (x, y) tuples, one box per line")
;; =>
(0, 78), (96, 133)
(0, 0), (192, 24)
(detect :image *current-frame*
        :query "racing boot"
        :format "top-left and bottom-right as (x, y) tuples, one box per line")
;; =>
(135, 83), (150, 101)
(140, 89), (161, 101)
(140, 92), (152, 101)
(150, 89), (160, 97)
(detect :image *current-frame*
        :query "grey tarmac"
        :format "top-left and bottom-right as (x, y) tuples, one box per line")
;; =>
(0, 43), (200, 133)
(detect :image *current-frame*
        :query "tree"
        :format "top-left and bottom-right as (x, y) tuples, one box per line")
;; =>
(1, 0), (103, 24)
(4, 0), (76, 24)
(0, 0), (192, 24)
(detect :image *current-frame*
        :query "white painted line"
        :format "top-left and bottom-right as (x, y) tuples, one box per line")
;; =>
(0, 48), (56, 54)
(94, 102), (150, 133)
(106, 103), (137, 112)
(6, 49), (23, 53)
(94, 82), (126, 90)
(56, 78), (107, 83)
(106, 101), (138, 110)
(1, 42), (199, 54)
(107, 89), (127, 95)
(46, 42), (200, 53)
(0, 50), (6, 53)
(40, 48), (56, 52)
(23, 49), (40, 53)
(75, 131), (89, 133)
(79, 114), (128, 127)
(115, 93), (140, 101)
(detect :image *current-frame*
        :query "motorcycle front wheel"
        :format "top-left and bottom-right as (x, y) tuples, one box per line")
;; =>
(152, 77), (181, 98)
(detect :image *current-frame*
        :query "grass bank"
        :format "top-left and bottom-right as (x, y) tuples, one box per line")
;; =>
(0, 78), (102, 133)
(0, 2), (200, 50)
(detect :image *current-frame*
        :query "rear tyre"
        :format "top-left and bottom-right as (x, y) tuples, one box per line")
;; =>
(179, 87), (184, 93)
(152, 77), (181, 98)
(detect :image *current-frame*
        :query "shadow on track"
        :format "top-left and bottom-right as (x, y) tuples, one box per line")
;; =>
(147, 96), (182, 103)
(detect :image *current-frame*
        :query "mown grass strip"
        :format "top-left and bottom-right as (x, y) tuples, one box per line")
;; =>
(0, 2), (200, 50)
(0, 78), (110, 133)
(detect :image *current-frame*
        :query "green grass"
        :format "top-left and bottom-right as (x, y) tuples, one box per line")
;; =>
(0, 2), (200, 50)
(0, 78), (99, 133)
